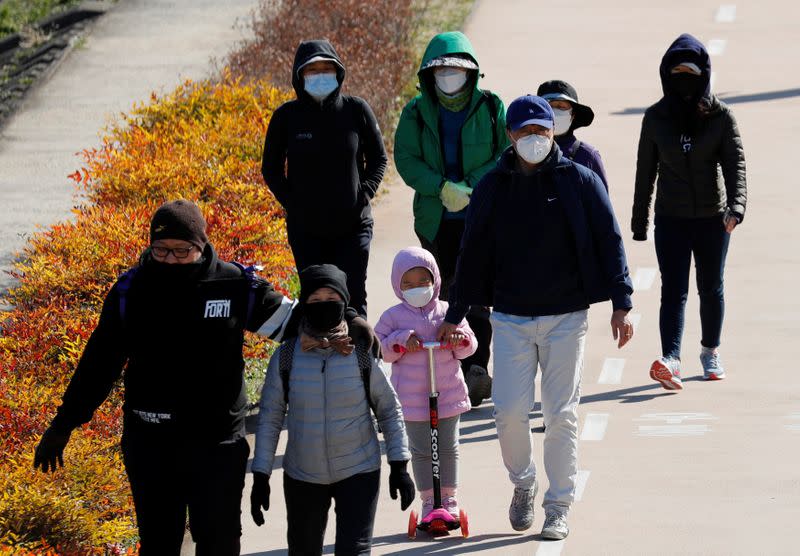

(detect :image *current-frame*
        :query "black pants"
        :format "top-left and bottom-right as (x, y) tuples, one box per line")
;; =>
(654, 213), (731, 359)
(121, 425), (250, 556)
(288, 222), (373, 317)
(284, 470), (380, 556)
(417, 219), (492, 370)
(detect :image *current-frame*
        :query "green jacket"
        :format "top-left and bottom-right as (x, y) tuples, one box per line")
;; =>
(394, 31), (508, 242)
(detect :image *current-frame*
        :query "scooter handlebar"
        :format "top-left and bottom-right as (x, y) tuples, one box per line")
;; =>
(392, 339), (469, 353)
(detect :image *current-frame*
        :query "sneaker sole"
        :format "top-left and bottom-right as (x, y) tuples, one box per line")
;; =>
(649, 361), (683, 390)
(541, 528), (569, 540)
(704, 372), (726, 381)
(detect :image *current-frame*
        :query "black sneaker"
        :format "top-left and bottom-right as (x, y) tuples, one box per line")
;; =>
(465, 365), (492, 407)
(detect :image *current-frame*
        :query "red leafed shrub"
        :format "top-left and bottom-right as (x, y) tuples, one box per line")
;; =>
(226, 0), (417, 140)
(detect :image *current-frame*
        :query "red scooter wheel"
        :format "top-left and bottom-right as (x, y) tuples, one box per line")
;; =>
(459, 509), (469, 538)
(408, 510), (418, 539)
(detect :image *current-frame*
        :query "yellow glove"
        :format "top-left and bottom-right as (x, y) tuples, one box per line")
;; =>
(440, 181), (471, 212)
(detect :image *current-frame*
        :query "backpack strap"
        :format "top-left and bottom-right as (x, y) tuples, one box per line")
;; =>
(116, 267), (139, 326)
(354, 344), (377, 416)
(231, 261), (259, 327)
(279, 340), (296, 406)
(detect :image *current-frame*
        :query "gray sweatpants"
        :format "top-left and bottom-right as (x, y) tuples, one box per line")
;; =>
(405, 415), (460, 492)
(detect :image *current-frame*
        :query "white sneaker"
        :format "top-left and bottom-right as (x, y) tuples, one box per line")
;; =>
(650, 357), (683, 390)
(541, 509), (569, 540)
(700, 348), (726, 380)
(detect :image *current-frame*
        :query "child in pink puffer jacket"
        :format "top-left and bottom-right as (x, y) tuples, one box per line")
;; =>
(376, 246), (477, 519)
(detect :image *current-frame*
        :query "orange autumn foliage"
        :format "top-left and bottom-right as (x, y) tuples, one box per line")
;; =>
(0, 74), (294, 552)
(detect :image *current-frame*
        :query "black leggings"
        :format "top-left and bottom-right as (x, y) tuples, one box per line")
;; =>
(284, 470), (380, 556)
(122, 427), (249, 556)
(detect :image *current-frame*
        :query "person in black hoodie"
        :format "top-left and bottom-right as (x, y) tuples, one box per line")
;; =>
(32, 200), (376, 556)
(632, 34), (747, 390)
(261, 40), (388, 318)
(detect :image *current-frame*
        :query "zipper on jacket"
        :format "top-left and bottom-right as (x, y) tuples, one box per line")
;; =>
(322, 352), (333, 479)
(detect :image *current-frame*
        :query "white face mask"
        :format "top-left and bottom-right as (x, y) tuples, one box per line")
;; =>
(304, 72), (338, 101)
(434, 68), (468, 95)
(401, 285), (435, 308)
(515, 133), (552, 164)
(552, 108), (573, 136)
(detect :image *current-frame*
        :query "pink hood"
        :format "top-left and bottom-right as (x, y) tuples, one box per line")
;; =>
(391, 246), (441, 310)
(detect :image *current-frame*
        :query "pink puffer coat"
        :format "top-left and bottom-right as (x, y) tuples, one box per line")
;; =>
(376, 247), (476, 422)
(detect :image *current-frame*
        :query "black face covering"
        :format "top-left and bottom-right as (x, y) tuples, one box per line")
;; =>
(670, 73), (702, 101)
(304, 300), (346, 331)
(147, 257), (205, 285)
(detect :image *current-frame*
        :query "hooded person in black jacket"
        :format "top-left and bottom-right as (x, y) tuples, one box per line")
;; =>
(632, 34), (747, 390)
(33, 200), (377, 556)
(261, 39), (388, 318)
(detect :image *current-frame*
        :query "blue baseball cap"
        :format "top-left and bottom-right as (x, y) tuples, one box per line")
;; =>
(506, 94), (555, 131)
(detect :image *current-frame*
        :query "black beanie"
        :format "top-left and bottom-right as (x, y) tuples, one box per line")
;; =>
(299, 264), (350, 306)
(150, 200), (208, 249)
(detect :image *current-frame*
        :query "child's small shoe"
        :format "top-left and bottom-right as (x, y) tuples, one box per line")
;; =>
(442, 495), (459, 519)
(421, 497), (434, 519)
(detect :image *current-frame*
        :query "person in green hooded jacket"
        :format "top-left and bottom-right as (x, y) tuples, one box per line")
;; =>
(394, 31), (507, 408)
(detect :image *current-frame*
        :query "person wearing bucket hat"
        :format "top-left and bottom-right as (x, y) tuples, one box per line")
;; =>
(261, 39), (388, 318)
(438, 94), (634, 540)
(632, 34), (746, 391)
(33, 200), (379, 556)
(394, 31), (508, 408)
(537, 80), (608, 190)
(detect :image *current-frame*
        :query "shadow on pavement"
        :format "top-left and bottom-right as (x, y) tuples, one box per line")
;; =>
(579, 382), (676, 404)
(610, 87), (800, 115)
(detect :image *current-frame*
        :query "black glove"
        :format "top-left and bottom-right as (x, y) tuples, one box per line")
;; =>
(389, 460), (415, 511)
(348, 315), (382, 359)
(33, 426), (72, 473)
(632, 231), (647, 242)
(250, 472), (271, 526)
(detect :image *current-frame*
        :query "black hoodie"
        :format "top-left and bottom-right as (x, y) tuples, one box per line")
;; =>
(632, 34), (747, 238)
(50, 245), (296, 444)
(261, 40), (388, 238)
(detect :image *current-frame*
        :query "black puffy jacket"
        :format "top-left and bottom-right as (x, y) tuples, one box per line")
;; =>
(632, 34), (747, 238)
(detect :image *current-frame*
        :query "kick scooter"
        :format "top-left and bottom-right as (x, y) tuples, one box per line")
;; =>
(394, 340), (469, 539)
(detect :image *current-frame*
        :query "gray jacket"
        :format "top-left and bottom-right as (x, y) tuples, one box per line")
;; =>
(252, 338), (410, 483)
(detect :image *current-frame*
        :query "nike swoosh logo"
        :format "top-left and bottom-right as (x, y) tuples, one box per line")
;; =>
(547, 197), (557, 202)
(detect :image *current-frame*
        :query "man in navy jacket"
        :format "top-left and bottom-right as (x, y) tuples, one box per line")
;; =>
(439, 95), (634, 540)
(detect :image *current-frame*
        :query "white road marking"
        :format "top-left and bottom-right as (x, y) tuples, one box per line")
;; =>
(635, 412), (717, 437)
(710, 71), (717, 93)
(715, 4), (737, 22)
(633, 267), (657, 291)
(708, 39), (727, 56)
(581, 413), (609, 441)
(629, 312), (642, 329)
(536, 540), (566, 556)
(575, 470), (590, 502)
(785, 413), (800, 432)
(598, 358), (626, 385)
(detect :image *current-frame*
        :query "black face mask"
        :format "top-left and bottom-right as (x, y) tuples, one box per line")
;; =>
(670, 73), (702, 101)
(147, 256), (204, 284)
(304, 300), (346, 331)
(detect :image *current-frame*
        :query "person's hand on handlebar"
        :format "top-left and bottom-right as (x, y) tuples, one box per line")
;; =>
(405, 335), (422, 353)
(435, 322), (459, 344)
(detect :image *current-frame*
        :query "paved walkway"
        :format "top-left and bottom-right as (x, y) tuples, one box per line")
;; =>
(0, 0), (257, 300)
(239, 0), (800, 554)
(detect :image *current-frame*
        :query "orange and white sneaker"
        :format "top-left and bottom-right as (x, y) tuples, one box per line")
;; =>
(650, 357), (683, 390)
